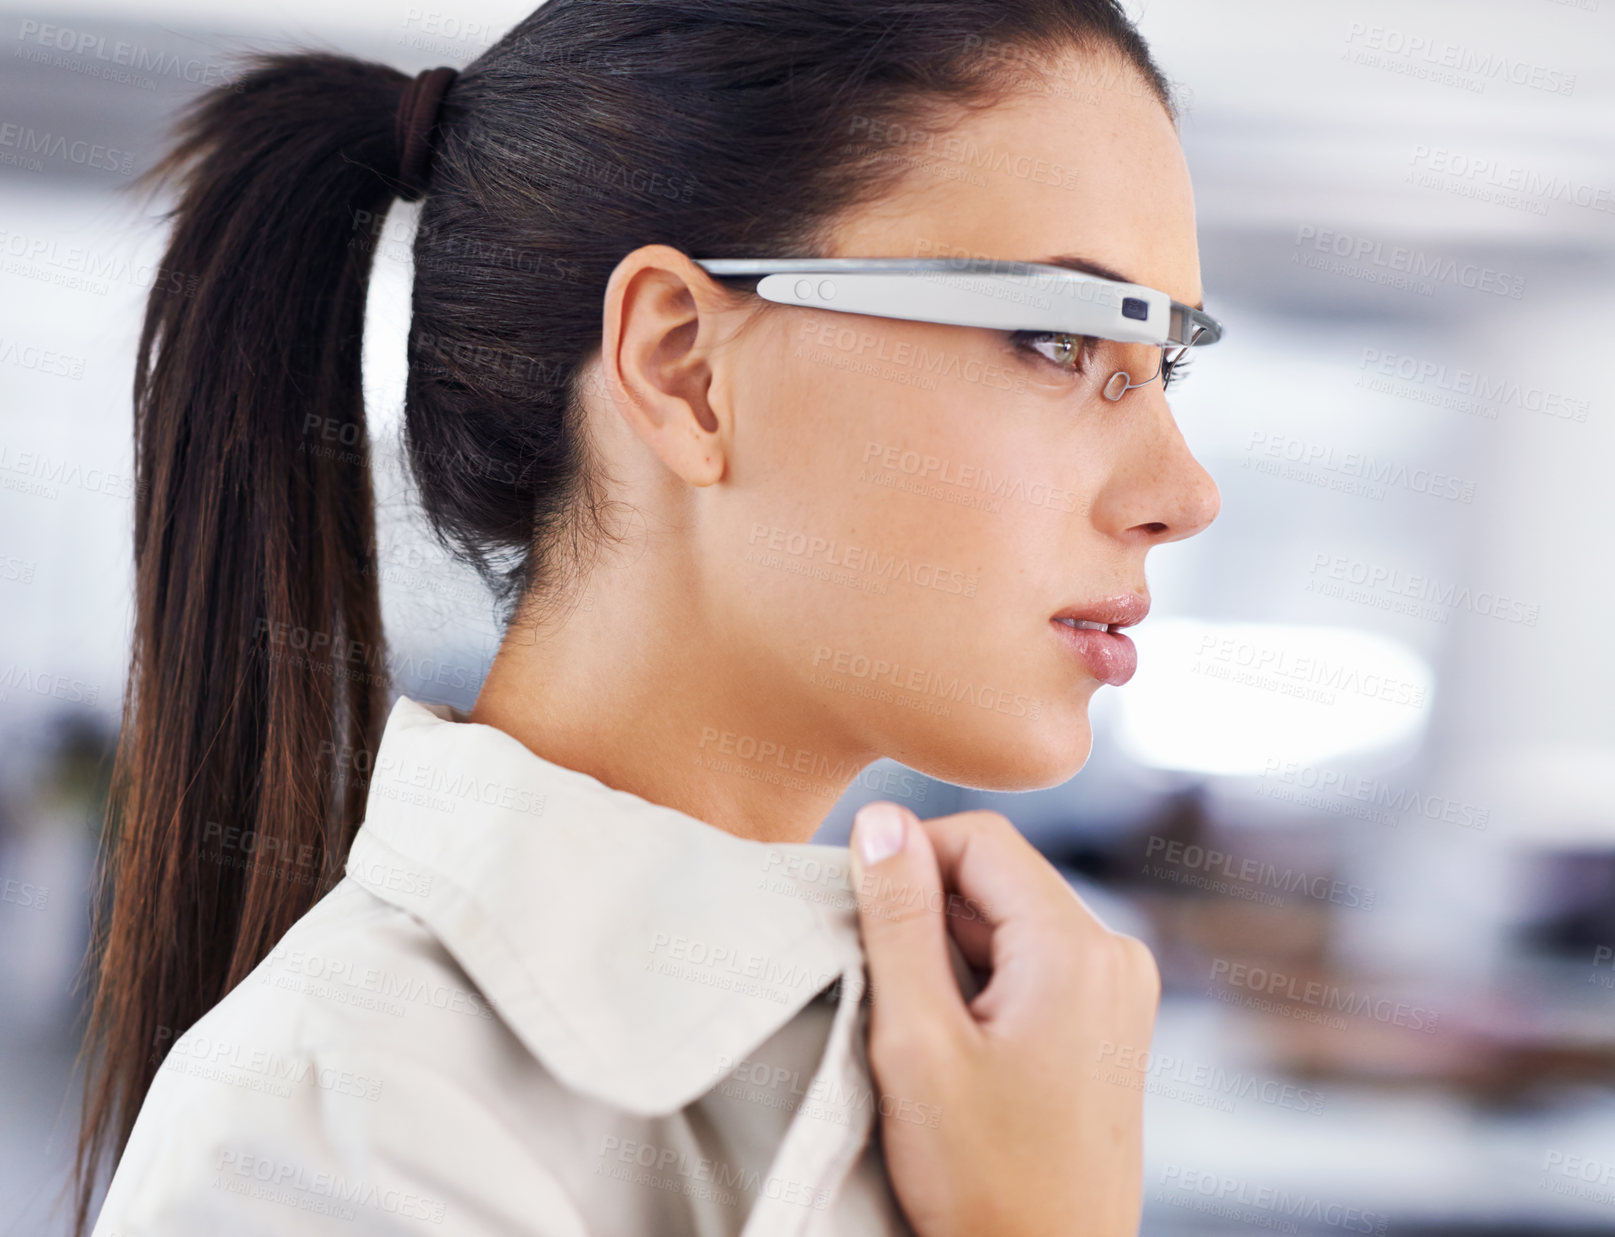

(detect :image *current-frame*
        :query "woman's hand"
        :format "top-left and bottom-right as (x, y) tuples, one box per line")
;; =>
(847, 801), (1160, 1237)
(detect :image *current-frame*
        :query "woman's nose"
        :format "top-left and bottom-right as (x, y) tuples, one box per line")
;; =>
(1093, 395), (1221, 543)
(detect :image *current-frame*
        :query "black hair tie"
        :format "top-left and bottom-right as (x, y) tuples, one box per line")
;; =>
(394, 66), (458, 200)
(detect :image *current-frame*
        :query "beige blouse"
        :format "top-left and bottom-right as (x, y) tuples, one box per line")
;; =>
(94, 695), (975, 1236)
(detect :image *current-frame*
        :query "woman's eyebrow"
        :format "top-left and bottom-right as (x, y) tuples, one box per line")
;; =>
(1038, 254), (1205, 311)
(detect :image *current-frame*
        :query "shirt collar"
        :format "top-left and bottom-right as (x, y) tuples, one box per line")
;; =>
(344, 695), (868, 1117)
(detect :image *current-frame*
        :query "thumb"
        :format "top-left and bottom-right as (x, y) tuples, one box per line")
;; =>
(848, 802), (971, 1041)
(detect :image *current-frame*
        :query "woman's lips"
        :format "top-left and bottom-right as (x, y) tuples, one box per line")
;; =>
(1050, 616), (1138, 686)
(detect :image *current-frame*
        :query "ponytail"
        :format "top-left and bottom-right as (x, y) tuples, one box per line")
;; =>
(73, 51), (433, 1233)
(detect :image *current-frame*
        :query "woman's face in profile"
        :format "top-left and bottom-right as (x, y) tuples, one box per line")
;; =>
(635, 51), (1222, 794)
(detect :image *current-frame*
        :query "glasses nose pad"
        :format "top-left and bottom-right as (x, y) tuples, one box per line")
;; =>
(1103, 371), (1130, 401)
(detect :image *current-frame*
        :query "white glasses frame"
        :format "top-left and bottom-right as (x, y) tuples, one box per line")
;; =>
(692, 257), (1222, 402)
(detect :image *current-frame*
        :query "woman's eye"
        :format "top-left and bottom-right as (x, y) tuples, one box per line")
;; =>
(1163, 354), (1193, 389)
(1013, 330), (1093, 375)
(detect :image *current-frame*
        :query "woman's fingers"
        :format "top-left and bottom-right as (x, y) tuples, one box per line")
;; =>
(848, 804), (1161, 1237)
(847, 801), (976, 1051)
(921, 809), (1104, 932)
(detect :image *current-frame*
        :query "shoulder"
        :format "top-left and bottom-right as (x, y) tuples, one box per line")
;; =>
(94, 879), (585, 1237)
(168, 876), (518, 1073)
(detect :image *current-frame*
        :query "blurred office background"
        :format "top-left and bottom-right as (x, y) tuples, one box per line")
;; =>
(1, 0), (1612, 1232)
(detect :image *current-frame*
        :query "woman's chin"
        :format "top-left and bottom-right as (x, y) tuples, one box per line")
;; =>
(901, 708), (1095, 793)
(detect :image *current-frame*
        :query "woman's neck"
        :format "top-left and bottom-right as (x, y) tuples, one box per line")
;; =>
(467, 560), (874, 845)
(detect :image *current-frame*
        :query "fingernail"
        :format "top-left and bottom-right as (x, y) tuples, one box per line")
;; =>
(854, 802), (906, 866)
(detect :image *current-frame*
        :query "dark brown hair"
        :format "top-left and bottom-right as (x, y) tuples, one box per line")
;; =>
(73, 1), (1173, 1229)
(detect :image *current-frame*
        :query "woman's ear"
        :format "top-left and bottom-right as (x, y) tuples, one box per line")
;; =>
(598, 244), (739, 487)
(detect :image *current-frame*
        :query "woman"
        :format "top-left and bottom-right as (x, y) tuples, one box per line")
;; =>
(76, 0), (1220, 1233)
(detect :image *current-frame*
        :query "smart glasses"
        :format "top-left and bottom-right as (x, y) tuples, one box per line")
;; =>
(692, 257), (1222, 401)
